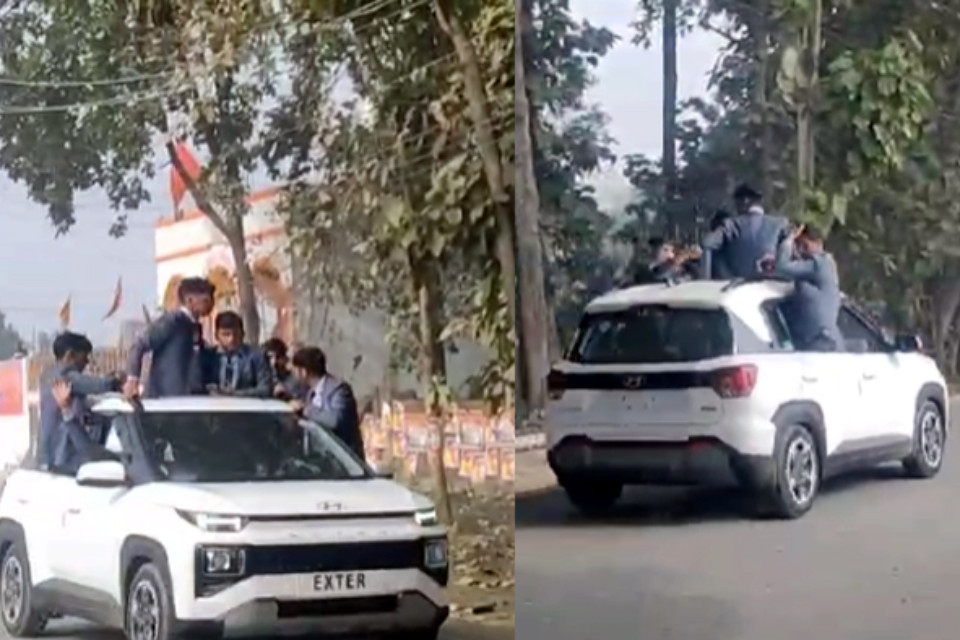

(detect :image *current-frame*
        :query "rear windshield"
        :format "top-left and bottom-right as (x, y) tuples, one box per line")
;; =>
(569, 305), (734, 364)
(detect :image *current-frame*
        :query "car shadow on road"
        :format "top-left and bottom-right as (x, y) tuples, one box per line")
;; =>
(515, 465), (908, 528)
(36, 618), (513, 640)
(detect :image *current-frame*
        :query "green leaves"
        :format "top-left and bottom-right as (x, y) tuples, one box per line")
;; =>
(270, 0), (514, 409)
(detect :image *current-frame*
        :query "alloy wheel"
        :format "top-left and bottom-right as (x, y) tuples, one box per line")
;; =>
(785, 434), (818, 506)
(920, 408), (945, 469)
(128, 579), (161, 640)
(1, 555), (24, 627)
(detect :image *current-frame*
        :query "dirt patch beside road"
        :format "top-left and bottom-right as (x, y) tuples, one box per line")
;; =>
(400, 473), (514, 628)
(515, 449), (555, 495)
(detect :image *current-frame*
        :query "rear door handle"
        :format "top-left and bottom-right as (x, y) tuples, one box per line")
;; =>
(65, 508), (81, 515)
(801, 375), (817, 383)
(862, 373), (876, 380)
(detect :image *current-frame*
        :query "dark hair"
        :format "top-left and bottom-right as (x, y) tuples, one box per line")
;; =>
(177, 277), (215, 302)
(215, 311), (243, 332)
(647, 237), (665, 251)
(710, 209), (732, 231)
(292, 346), (327, 377)
(732, 183), (762, 203)
(52, 331), (93, 360)
(800, 224), (825, 242)
(262, 338), (288, 358)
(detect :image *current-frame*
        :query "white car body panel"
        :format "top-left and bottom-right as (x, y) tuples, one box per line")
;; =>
(547, 280), (948, 481)
(0, 397), (449, 636)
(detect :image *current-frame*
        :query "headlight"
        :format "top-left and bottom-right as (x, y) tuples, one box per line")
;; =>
(423, 538), (448, 569)
(414, 507), (438, 527)
(177, 510), (248, 533)
(199, 546), (246, 576)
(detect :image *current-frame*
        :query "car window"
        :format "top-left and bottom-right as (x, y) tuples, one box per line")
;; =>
(137, 411), (370, 483)
(837, 307), (887, 353)
(761, 300), (794, 350)
(570, 305), (735, 364)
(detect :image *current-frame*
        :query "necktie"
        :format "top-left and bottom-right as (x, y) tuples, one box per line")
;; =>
(221, 354), (240, 389)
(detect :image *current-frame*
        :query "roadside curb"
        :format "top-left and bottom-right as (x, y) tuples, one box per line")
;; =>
(516, 430), (545, 452)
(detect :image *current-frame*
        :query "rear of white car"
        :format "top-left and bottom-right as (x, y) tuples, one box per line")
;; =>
(545, 282), (798, 510)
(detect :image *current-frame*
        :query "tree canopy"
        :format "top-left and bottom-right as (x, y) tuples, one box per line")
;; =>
(619, 0), (960, 374)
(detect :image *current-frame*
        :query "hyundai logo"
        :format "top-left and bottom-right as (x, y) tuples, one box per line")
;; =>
(622, 375), (644, 389)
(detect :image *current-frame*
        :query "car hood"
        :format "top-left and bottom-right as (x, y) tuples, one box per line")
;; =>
(135, 479), (431, 517)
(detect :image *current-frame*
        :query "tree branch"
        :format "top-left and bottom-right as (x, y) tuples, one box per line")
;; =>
(164, 139), (231, 237)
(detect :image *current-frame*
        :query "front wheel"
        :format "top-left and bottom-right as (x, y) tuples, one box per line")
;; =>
(560, 478), (623, 515)
(393, 625), (442, 640)
(0, 540), (47, 638)
(757, 424), (820, 519)
(125, 563), (177, 640)
(903, 400), (946, 479)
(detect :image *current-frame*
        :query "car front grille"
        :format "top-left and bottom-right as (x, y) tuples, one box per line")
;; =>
(245, 540), (422, 575)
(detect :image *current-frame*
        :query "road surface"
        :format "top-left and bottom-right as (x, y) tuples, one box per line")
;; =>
(516, 402), (960, 640)
(0, 618), (511, 640)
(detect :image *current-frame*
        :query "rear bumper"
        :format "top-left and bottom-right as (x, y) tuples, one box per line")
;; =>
(548, 436), (775, 489)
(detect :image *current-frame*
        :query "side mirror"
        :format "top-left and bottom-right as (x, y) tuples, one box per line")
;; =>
(76, 460), (127, 488)
(369, 463), (394, 480)
(894, 333), (923, 353)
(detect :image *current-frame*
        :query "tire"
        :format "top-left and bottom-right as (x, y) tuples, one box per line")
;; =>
(0, 539), (47, 637)
(560, 478), (623, 515)
(124, 563), (177, 640)
(393, 625), (442, 640)
(903, 399), (946, 479)
(757, 423), (820, 519)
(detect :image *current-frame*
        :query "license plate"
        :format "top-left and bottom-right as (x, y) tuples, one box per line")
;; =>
(312, 571), (368, 592)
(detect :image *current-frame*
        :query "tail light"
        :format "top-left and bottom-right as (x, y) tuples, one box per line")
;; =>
(546, 369), (566, 400)
(710, 365), (757, 398)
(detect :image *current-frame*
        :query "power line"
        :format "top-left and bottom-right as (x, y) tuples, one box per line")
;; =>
(0, 71), (168, 89)
(0, 50), (458, 115)
(0, 0), (419, 90)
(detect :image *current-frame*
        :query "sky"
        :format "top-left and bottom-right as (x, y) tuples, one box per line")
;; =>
(568, 0), (723, 213)
(0, 0), (722, 346)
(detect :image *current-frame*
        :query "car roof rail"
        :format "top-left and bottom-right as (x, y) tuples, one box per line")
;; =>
(721, 274), (793, 292)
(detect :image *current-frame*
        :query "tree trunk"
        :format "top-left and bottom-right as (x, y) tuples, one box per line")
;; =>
(753, 0), (772, 198)
(662, 0), (678, 213)
(432, 0), (517, 333)
(514, 0), (550, 416)
(224, 217), (262, 343)
(165, 141), (262, 342)
(414, 262), (453, 525)
(795, 0), (822, 199)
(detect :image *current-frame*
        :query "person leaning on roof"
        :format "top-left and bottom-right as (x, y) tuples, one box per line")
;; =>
(774, 223), (843, 352)
(700, 184), (788, 279)
(626, 238), (701, 285)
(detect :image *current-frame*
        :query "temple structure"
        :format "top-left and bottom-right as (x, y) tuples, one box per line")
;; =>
(152, 143), (489, 400)
(154, 144), (294, 343)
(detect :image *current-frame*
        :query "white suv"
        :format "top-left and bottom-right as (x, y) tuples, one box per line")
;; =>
(545, 278), (948, 519)
(0, 396), (449, 640)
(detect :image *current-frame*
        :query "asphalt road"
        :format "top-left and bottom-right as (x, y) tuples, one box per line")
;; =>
(516, 402), (960, 640)
(0, 618), (511, 640)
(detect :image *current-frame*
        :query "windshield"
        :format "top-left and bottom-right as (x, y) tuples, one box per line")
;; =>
(570, 305), (734, 364)
(137, 411), (370, 483)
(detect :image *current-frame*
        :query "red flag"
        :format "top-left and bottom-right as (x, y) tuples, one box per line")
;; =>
(169, 141), (203, 209)
(103, 277), (123, 320)
(58, 296), (71, 329)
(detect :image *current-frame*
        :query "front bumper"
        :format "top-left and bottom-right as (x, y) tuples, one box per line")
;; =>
(548, 436), (775, 489)
(177, 569), (447, 636)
